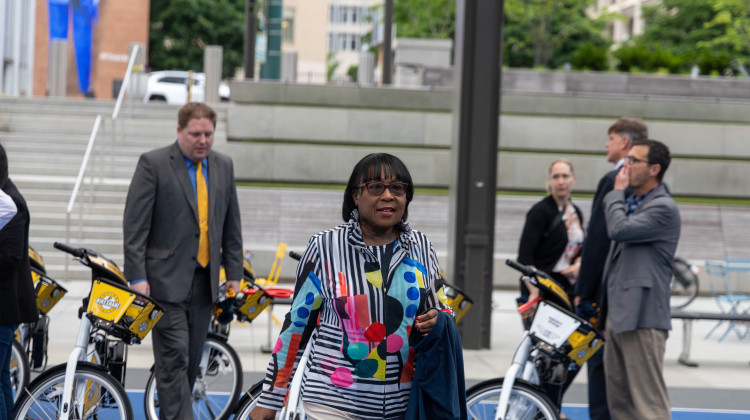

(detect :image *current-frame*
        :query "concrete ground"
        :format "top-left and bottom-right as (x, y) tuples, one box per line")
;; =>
(34, 283), (750, 414)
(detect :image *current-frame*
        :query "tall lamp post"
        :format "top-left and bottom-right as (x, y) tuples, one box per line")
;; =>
(448, 0), (504, 349)
(382, 0), (393, 85)
(244, 0), (257, 79)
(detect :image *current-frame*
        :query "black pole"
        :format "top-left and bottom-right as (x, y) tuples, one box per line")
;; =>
(382, 0), (393, 85)
(244, 0), (257, 79)
(449, 0), (504, 349)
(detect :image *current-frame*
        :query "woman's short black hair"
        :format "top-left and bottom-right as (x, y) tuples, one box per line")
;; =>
(342, 153), (414, 222)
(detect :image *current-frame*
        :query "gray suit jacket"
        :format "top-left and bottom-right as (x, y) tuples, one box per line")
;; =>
(601, 184), (680, 334)
(123, 142), (243, 303)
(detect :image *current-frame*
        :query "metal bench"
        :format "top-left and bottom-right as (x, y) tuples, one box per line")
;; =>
(671, 311), (750, 367)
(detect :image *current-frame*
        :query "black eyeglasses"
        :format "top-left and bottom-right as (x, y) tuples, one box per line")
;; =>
(358, 181), (409, 197)
(625, 155), (652, 165)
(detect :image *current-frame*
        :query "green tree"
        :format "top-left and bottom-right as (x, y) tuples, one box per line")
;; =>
(149, 0), (245, 78)
(393, 0), (455, 39)
(326, 52), (340, 82)
(699, 0), (750, 72)
(617, 0), (750, 75)
(504, 0), (612, 69)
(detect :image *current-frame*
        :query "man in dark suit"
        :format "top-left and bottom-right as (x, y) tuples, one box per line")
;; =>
(574, 117), (648, 420)
(123, 103), (243, 419)
(602, 139), (680, 419)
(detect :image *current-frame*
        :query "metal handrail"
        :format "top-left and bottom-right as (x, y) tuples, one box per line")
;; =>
(112, 44), (140, 120)
(63, 44), (140, 279)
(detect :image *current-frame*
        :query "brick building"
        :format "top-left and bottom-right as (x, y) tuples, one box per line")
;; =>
(30, 0), (149, 99)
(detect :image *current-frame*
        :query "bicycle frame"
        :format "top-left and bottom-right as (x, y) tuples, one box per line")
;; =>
(493, 331), (539, 420)
(279, 335), (314, 420)
(60, 314), (96, 420)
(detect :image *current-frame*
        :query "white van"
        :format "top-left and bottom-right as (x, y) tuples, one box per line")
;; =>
(143, 70), (230, 104)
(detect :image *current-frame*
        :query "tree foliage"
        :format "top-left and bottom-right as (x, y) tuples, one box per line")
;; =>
(616, 0), (750, 75)
(392, 0), (611, 70)
(504, 0), (612, 69)
(393, 0), (455, 39)
(149, 0), (245, 78)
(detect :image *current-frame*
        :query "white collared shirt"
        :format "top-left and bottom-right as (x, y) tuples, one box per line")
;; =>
(0, 189), (17, 230)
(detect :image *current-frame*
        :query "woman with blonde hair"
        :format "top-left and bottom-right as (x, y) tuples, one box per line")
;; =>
(518, 159), (585, 302)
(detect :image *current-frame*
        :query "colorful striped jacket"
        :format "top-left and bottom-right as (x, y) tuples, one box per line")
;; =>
(257, 214), (450, 419)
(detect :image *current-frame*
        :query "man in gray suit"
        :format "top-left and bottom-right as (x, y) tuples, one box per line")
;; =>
(602, 138), (680, 420)
(123, 102), (243, 419)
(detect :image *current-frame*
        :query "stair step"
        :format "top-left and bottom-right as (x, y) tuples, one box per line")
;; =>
(1, 97), (231, 281)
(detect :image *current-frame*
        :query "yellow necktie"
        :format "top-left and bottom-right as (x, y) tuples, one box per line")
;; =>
(196, 161), (210, 267)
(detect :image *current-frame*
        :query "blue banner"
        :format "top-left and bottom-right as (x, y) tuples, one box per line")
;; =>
(47, 0), (70, 40)
(71, 0), (100, 94)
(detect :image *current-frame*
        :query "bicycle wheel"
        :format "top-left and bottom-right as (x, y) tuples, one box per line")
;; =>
(671, 257), (700, 309)
(144, 335), (243, 420)
(10, 339), (30, 403)
(231, 380), (264, 419)
(13, 362), (133, 420)
(466, 377), (558, 420)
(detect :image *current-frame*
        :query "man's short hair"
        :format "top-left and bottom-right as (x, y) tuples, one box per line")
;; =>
(178, 102), (217, 129)
(633, 139), (671, 183)
(609, 117), (648, 144)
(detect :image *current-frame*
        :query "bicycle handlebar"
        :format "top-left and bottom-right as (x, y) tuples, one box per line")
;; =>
(54, 242), (84, 258)
(505, 259), (534, 276)
(289, 251), (303, 261)
(505, 259), (553, 281)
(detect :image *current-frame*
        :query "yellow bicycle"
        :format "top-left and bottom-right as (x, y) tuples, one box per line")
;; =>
(14, 243), (163, 420)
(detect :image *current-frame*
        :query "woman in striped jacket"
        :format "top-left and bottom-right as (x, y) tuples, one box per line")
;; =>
(252, 153), (451, 420)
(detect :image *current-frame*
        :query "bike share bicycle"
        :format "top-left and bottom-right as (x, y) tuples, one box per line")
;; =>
(143, 246), (286, 420)
(9, 247), (69, 403)
(465, 260), (604, 420)
(13, 243), (164, 420)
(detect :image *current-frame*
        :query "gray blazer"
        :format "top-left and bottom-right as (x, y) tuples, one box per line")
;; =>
(601, 184), (680, 334)
(123, 142), (243, 303)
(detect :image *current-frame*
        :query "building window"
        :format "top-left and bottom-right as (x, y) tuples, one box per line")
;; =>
(283, 8), (295, 42)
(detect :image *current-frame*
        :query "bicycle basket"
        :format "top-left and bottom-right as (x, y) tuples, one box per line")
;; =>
(87, 278), (164, 344)
(441, 282), (473, 324)
(236, 288), (271, 322)
(530, 300), (603, 366)
(34, 272), (67, 314)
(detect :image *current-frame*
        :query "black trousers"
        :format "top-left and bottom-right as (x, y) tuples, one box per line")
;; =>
(587, 346), (611, 420)
(151, 267), (212, 420)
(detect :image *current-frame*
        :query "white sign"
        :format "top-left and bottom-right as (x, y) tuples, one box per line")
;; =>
(529, 301), (581, 348)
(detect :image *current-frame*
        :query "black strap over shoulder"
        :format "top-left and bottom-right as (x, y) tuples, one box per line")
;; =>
(543, 209), (564, 238)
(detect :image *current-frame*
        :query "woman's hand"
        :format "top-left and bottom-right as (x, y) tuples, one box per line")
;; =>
(560, 260), (580, 282)
(415, 308), (439, 335)
(249, 406), (277, 420)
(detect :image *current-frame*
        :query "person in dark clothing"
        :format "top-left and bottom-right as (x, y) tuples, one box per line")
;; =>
(0, 143), (38, 420)
(574, 117), (648, 420)
(516, 159), (584, 412)
(518, 159), (585, 301)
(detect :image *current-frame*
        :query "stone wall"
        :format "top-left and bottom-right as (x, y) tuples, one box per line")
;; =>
(222, 79), (750, 198)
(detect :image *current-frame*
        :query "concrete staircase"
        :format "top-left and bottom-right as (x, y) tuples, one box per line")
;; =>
(0, 97), (229, 281)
